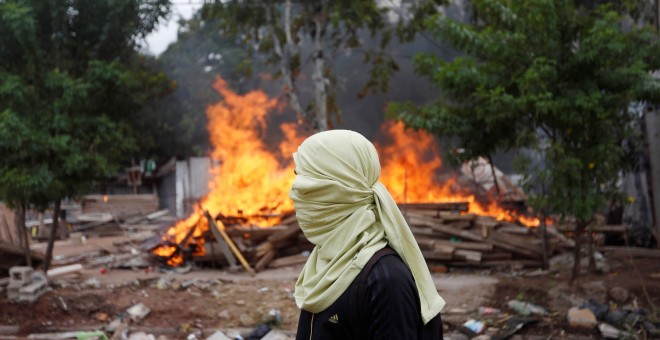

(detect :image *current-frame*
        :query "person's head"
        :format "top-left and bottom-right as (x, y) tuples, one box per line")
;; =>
(291, 129), (380, 187)
(289, 130), (382, 245)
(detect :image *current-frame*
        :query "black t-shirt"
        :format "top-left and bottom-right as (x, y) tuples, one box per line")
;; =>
(295, 252), (443, 340)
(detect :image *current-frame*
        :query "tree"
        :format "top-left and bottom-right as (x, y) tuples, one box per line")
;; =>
(137, 13), (250, 160)
(0, 0), (170, 270)
(389, 0), (660, 281)
(200, 0), (444, 131)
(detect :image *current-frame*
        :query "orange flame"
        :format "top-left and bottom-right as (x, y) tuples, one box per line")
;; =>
(376, 121), (540, 226)
(153, 78), (540, 265)
(151, 77), (305, 263)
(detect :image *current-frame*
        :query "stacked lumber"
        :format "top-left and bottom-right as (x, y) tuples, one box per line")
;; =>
(403, 204), (573, 268)
(196, 202), (570, 272)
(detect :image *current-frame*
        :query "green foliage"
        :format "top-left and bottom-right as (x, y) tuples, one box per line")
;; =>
(389, 0), (660, 222)
(200, 0), (445, 129)
(0, 0), (170, 208)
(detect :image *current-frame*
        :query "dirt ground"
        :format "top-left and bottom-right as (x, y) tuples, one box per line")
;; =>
(1, 255), (659, 339)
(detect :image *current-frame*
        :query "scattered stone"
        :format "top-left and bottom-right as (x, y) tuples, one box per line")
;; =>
(95, 312), (109, 322)
(567, 307), (597, 329)
(206, 331), (232, 340)
(217, 310), (230, 320)
(128, 332), (156, 340)
(609, 287), (629, 304)
(549, 251), (609, 273)
(236, 300), (246, 306)
(127, 303), (151, 322)
(260, 330), (289, 340)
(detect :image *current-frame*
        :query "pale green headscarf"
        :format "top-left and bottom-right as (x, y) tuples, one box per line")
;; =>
(290, 129), (445, 324)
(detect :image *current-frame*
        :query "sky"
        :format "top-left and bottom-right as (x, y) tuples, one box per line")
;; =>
(144, 2), (203, 56)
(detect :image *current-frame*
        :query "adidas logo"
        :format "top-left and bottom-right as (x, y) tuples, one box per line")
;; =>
(328, 313), (339, 324)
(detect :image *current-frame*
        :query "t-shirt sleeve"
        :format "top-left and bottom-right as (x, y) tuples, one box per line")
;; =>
(364, 255), (421, 340)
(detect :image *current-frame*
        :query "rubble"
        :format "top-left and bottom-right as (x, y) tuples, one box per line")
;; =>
(567, 307), (598, 328)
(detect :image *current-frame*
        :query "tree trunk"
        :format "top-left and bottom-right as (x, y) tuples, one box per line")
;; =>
(487, 155), (501, 197)
(571, 220), (589, 283)
(312, 0), (328, 131)
(43, 199), (61, 271)
(14, 203), (31, 267)
(266, 1), (306, 124)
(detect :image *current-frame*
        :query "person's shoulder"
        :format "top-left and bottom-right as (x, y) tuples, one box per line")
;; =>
(366, 253), (415, 286)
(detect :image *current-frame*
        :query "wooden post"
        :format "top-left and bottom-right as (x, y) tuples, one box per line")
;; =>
(204, 211), (255, 276)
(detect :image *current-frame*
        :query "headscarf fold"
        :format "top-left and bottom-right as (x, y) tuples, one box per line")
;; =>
(290, 129), (445, 324)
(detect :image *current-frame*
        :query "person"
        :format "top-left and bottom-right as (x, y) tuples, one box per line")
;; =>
(290, 129), (445, 340)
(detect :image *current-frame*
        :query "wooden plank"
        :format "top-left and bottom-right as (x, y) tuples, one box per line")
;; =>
(487, 233), (542, 259)
(255, 249), (276, 271)
(454, 249), (482, 263)
(267, 223), (301, 244)
(438, 212), (476, 221)
(422, 248), (454, 261)
(47, 264), (83, 278)
(434, 240), (493, 252)
(268, 254), (308, 268)
(398, 202), (469, 212)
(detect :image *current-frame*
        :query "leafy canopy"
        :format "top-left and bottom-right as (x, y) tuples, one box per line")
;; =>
(0, 0), (170, 208)
(389, 0), (660, 221)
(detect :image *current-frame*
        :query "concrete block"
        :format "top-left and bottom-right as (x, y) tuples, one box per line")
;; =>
(18, 280), (48, 303)
(9, 266), (33, 286)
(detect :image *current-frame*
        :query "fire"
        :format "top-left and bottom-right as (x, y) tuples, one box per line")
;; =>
(376, 121), (540, 226)
(151, 77), (305, 265)
(153, 78), (540, 265)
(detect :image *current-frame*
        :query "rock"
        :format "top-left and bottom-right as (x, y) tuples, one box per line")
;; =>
(549, 250), (609, 273)
(206, 331), (232, 340)
(217, 310), (230, 320)
(260, 330), (290, 340)
(95, 312), (109, 322)
(126, 303), (151, 323)
(128, 332), (156, 340)
(567, 307), (597, 329)
(236, 300), (246, 306)
(609, 287), (629, 303)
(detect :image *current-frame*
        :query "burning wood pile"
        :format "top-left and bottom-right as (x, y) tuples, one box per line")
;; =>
(147, 78), (573, 272)
(150, 201), (572, 272)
